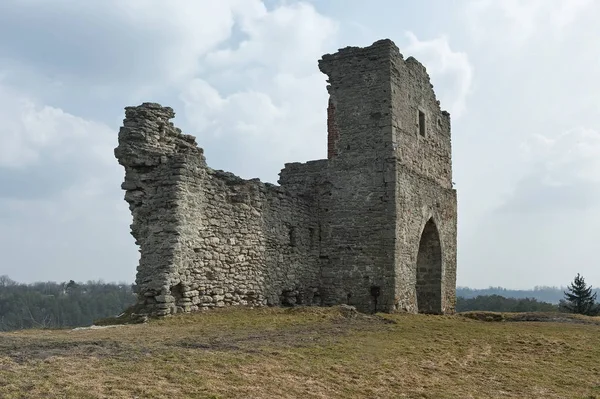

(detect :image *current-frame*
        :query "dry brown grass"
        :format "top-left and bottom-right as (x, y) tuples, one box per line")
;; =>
(1, 306), (600, 398)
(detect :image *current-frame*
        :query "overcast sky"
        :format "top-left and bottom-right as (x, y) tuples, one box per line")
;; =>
(0, 0), (598, 289)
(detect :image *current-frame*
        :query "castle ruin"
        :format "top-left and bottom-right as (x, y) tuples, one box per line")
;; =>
(114, 39), (458, 316)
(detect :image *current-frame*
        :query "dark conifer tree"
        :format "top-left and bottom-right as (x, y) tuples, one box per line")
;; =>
(559, 274), (599, 316)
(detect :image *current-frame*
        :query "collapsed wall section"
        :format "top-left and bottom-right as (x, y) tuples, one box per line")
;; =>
(116, 103), (322, 316)
(114, 103), (204, 316)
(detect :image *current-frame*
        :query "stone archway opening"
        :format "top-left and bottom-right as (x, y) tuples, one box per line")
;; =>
(416, 218), (442, 314)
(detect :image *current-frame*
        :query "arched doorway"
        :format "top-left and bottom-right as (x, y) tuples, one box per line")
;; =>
(416, 218), (442, 314)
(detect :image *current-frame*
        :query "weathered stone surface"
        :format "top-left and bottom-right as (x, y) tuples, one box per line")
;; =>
(114, 38), (458, 316)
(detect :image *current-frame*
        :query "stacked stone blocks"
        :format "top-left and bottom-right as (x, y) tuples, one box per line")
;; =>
(115, 39), (458, 316)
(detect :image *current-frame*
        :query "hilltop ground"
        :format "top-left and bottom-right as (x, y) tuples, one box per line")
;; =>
(1, 306), (599, 399)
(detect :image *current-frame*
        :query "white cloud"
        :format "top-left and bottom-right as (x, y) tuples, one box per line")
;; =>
(466, 0), (543, 43)
(113, 0), (268, 83)
(0, 0), (340, 284)
(180, 2), (337, 182)
(516, 127), (600, 192)
(0, 83), (135, 283)
(0, 84), (115, 170)
(462, 126), (600, 287)
(0, 0), (267, 90)
(206, 2), (338, 76)
(403, 32), (473, 119)
(452, 0), (600, 288)
(550, 0), (594, 29)
(0, 180), (136, 283)
(465, 0), (596, 45)
(181, 72), (330, 182)
(182, 79), (284, 138)
(0, 0), (339, 183)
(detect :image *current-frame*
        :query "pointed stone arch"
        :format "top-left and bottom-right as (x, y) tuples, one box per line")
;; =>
(416, 218), (443, 314)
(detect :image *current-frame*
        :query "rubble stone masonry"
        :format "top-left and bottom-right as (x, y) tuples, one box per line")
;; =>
(114, 39), (458, 316)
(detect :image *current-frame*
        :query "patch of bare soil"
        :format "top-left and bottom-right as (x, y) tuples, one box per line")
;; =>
(0, 337), (132, 363)
(2, 305), (395, 363)
(169, 305), (396, 353)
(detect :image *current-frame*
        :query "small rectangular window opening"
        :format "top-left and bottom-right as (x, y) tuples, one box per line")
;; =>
(418, 110), (426, 137)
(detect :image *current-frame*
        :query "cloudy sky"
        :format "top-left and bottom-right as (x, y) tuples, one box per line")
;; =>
(1, 0), (599, 289)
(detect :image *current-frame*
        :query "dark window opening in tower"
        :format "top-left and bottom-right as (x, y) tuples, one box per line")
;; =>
(418, 110), (426, 137)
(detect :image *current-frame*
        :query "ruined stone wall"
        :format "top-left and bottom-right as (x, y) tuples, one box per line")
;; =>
(390, 48), (452, 189)
(316, 40), (398, 313)
(116, 104), (322, 316)
(115, 38), (458, 317)
(394, 167), (457, 313)
(173, 165), (322, 313)
(115, 104), (203, 315)
(278, 160), (327, 195)
(386, 42), (457, 313)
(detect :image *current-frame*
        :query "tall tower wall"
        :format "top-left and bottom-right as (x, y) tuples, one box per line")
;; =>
(316, 40), (398, 312)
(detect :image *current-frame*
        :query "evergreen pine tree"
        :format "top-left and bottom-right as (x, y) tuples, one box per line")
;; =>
(559, 273), (599, 316)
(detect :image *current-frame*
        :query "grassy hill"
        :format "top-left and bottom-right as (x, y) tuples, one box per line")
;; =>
(1, 306), (600, 398)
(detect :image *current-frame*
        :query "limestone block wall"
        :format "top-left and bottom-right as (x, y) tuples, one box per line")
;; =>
(316, 40), (398, 313)
(115, 38), (459, 317)
(386, 40), (457, 313)
(172, 166), (322, 313)
(394, 166), (457, 314)
(390, 47), (453, 189)
(115, 103), (204, 315)
(116, 103), (322, 316)
(278, 160), (327, 195)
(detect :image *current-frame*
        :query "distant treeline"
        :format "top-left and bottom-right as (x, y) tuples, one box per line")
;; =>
(456, 295), (558, 313)
(0, 274), (592, 331)
(456, 286), (600, 304)
(0, 275), (136, 332)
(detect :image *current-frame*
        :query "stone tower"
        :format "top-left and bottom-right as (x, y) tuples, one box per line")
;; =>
(315, 39), (457, 314)
(115, 39), (457, 316)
